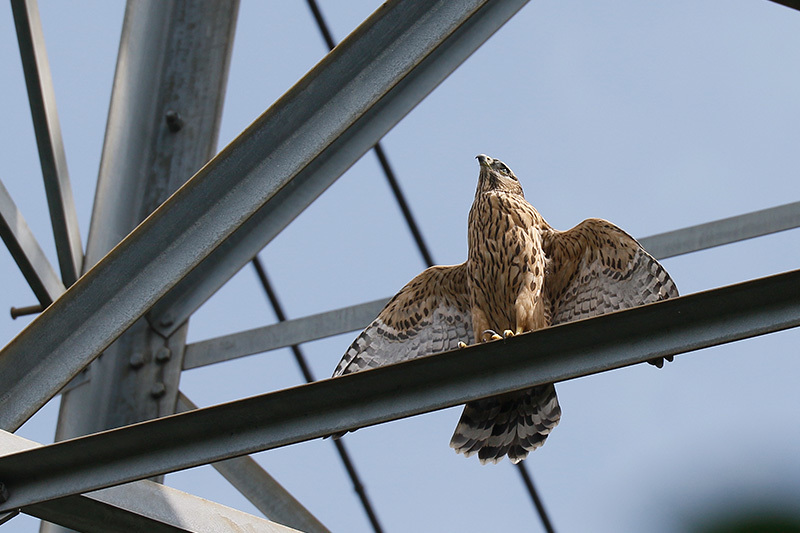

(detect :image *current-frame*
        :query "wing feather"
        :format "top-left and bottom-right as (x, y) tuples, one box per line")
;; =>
(543, 218), (678, 367)
(333, 263), (473, 378)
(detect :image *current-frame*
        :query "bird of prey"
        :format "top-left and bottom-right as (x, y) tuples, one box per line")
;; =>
(332, 155), (678, 464)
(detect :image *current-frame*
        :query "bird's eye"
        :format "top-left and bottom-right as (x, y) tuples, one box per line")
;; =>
(498, 165), (516, 180)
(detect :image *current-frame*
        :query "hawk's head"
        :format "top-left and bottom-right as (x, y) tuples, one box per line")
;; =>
(475, 154), (524, 197)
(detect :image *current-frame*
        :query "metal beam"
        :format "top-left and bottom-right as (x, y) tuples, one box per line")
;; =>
(0, 179), (65, 306)
(0, 0), (529, 432)
(182, 201), (800, 369)
(0, 431), (301, 533)
(26, 483), (301, 533)
(145, 0), (529, 336)
(45, 0), (240, 527)
(51, 0), (239, 461)
(1, 269), (798, 510)
(182, 298), (388, 370)
(0, 511), (18, 526)
(639, 200), (800, 259)
(766, 0), (800, 11)
(81, 0), (238, 271)
(176, 394), (330, 533)
(11, 0), (83, 286)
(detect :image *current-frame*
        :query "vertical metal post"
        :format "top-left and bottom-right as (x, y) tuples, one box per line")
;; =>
(43, 1), (238, 531)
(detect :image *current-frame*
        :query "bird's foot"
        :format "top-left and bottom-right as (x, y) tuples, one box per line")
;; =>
(481, 329), (503, 342)
(457, 341), (468, 349)
(502, 329), (515, 338)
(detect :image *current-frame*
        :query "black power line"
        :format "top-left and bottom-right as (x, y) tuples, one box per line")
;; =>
(251, 257), (384, 533)
(516, 463), (556, 533)
(305, 0), (336, 50)
(373, 144), (435, 267)
(305, 0), (434, 269)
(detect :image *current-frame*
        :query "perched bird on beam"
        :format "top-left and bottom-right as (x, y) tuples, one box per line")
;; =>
(332, 155), (677, 464)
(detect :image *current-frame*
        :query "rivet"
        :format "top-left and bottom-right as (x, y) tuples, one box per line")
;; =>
(155, 347), (172, 363)
(165, 110), (184, 132)
(129, 352), (146, 369)
(159, 316), (174, 329)
(151, 382), (167, 399)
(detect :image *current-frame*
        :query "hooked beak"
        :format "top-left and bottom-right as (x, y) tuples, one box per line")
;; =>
(476, 154), (491, 167)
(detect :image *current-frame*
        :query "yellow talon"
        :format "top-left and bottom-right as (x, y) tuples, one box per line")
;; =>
(502, 330), (514, 338)
(457, 341), (468, 349)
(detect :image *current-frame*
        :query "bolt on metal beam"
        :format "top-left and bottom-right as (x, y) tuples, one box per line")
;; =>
(1, 268), (798, 511)
(0, 0), (530, 433)
(9, 304), (44, 319)
(0, 178), (65, 306)
(10, 0), (83, 286)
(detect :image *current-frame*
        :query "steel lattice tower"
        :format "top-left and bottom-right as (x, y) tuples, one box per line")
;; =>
(1, 1), (799, 531)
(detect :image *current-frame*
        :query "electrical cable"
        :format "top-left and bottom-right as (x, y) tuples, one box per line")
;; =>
(251, 257), (385, 533)
(305, 0), (434, 269)
(516, 462), (556, 533)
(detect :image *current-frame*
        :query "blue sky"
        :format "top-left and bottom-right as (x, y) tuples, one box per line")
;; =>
(2, 1), (799, 532)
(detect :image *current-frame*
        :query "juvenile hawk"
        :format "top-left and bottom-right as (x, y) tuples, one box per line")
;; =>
(332, 155), (678, 464)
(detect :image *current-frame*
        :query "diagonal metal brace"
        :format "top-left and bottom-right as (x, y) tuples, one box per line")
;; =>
(0, 178), (65, 306)
(11, 0), (84, 285)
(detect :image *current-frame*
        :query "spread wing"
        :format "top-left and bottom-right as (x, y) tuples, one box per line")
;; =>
(543, 218), (678, 367)
(333, 263), (473, 378)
